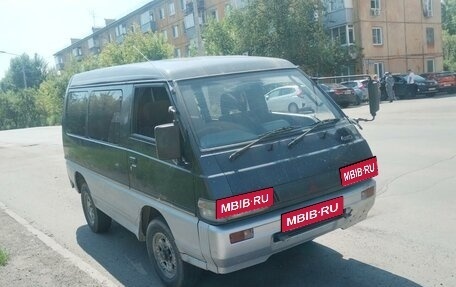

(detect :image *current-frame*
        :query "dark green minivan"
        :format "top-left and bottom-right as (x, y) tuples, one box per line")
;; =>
(63, 56), (378, 287)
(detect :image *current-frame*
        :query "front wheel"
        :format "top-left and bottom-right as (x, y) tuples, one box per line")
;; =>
(146, 219), (200, 287)
(81, 182), (112, 233)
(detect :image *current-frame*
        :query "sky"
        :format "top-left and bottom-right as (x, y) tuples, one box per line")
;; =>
(0, 0), (152, 80)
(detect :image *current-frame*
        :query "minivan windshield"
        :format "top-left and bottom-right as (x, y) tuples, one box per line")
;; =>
(177, 69), (341, 149)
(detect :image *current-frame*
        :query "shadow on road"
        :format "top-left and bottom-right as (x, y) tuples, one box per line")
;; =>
(77, 223), (422, 287)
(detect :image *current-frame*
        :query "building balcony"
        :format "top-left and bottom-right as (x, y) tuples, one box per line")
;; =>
(185, 0), (205, 15)
(141, 21), (157, 33)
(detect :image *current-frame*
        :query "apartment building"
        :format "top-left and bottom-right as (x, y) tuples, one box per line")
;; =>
(55, 0), (443, 76)
(54, 0), (245, 70)
(324, 0), (443, 75)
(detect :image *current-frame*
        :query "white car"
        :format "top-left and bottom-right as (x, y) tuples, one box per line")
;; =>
(265, 85), (313, 113)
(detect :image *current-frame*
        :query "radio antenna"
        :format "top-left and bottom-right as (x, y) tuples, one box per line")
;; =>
(132, 45), (151, 62)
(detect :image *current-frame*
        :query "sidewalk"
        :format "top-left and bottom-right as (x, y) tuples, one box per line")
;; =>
(0, 209), (101, 287)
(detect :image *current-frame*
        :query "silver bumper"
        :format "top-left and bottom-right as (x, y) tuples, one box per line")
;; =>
(198, 179), (376, 274)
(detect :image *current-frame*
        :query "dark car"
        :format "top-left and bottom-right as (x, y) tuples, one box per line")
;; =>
(421, 72), (456, 93)
(380, 74), (438, 99)
(319, 83), (357, 108)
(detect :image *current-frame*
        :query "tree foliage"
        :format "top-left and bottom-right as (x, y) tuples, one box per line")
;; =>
(0, 29), (174, 130)
(1, 54), (47, 91)
(442, 0), (456, 70)
(99, 28), (173, 67)
(202, 0), (354, 76)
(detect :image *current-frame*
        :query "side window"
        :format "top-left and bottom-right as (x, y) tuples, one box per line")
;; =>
(66, 91), (88, 136)
(88, 90), (122, 144)
(132, 86), (173, 138)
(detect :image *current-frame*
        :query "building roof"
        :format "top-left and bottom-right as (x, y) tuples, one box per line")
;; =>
(69, 56), (296, 87)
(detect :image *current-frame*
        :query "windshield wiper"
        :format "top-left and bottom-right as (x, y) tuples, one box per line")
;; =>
(287, 118), (340, 149)
(229, 126), (296, 161)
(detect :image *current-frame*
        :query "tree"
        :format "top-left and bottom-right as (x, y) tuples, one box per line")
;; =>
(203, 18), (238, 55)
(202, 0), (351, 76)
(99, 28), (173, 67)
(1, 54), (47, 91)
(442, 0), (456, 35)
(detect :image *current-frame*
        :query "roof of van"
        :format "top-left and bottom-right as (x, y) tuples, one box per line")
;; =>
(69, 56), (296, 87)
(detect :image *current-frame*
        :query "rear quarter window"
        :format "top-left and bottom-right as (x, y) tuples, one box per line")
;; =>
(66, 91), (88, 136)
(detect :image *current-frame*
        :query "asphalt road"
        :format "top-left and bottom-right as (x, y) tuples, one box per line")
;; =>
(0, 94), (455, 287)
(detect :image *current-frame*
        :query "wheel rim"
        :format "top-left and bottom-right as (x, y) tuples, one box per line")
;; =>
(153, 232), (177, 279)
(83, 192), (95, 226)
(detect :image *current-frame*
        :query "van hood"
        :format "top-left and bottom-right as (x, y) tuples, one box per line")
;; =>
(199, 123), (373, 208)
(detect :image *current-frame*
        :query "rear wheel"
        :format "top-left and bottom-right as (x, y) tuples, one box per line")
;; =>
(288, 103), (299, 113)
(81, 182), (112, 233)
(146, 219), (200, 287)
(355, 95), (361, 106)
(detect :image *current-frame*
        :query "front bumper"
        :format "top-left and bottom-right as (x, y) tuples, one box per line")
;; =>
(198, 179), (376, 274)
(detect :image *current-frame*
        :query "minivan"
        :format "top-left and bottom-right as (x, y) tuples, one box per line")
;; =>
(62, 56), (378, 287)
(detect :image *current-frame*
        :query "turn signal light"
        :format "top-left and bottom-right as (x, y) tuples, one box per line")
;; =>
(229, 228), (254, 244)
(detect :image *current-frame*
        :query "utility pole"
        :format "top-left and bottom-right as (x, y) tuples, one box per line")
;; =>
(0, 50), (27, 89)
(192, 0), (204, 55)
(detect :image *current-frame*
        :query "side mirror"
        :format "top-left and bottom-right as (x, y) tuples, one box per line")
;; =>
(367, 79), (380, 117)
(155, 123), (181, 160)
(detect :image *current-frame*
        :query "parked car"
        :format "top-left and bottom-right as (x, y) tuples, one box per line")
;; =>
(319, 83), (357, 108)
(62, 56), (378, 287)
(340, 80), (369, 103)
(380, 74), (438, 99)
(264, 85), (314, 113)
(421, 72), (456, 93)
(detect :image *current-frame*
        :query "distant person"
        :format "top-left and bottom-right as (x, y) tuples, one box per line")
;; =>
(406, 69), (417, 98)
(385, 72), (396, 102)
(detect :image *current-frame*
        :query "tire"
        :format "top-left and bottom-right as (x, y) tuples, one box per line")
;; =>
(81, 182), (112, 233)
(146, 220), (200, 287)
(355, 95), (361, 106)
(288, 103), (299, 113)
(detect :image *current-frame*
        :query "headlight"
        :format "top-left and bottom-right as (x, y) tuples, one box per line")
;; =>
(198, 188), (274, 222)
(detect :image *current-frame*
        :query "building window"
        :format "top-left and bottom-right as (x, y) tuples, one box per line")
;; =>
(348, 25), (355, 44)
(331, 25), (354, 45)
(180, 0), (185, 11)
(372, 27), (383, 45)
(184, 14), (195, 29)
(115, 24), (127, 37)
(423, 0), (433, 17)
(169, 2), (176, 16)
(141, 11), (155, 33)
(371, 0), (380, 9)
(370, 0), (381, 15)
(173, 25), (179, 38)
(426, 27), (435, 46)
(325, 0), (344, 12)
(162, 30), (168, 41)
(426, 59), (435, 72)
(88, 38), (95, 49)
(208, 9), (218, 21)
(374, 62), (384, 77)
(72, 47), (82, 57)
(159, 7), (165, 19)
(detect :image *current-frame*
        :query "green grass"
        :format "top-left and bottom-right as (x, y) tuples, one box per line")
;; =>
(0, 248), (8, 266)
